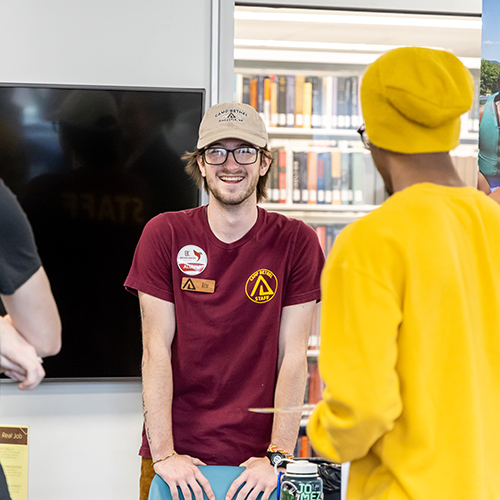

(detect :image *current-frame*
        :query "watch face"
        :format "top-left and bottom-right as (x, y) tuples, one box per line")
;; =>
(270, 452), (285, 466)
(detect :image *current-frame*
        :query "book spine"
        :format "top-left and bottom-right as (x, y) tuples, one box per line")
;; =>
(340, 151), (353, 205)
(292, 152), (301, 203)
(311, 76), (322, 129)
(270, 149), (280, 203)
(303, 81), (313, 129)
(257, 75), (265, 120)
(307, 361), (322, 404)
(242, 76), (251, 105)
(351, 151), (364, 205)
(300, 435), (309, 458)
(277, 75), (287, 127)
(270, 75), (278, 127)
(326, 225), (335, 255)
(263, 77), (271, 128)
(295, 74), (305, 127)
(286, 75), (295, 127)
(350, 75), (360, 129)
(307, 151), (318, 204)
(300, 152), (309, 203)
(250, 77), (258, 111)
(331, 149), (342, 205)
(344, 77), (352, 129)
(363, 152), (376, 205)
(322, 76), (333, 129)
(278, 149), (287, 204)
(331, 76), (338, 129)
(315, 225), (326, 254)
(322, 152), (332, 204)
(317, 153), (325, 204)
(337, 77), (347, 128)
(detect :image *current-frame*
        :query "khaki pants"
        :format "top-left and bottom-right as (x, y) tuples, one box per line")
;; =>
(140, 457), (156, 500)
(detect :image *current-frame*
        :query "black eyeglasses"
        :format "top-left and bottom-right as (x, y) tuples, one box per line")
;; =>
(357, 123), (370, 150)
(203, 146), (260, 165)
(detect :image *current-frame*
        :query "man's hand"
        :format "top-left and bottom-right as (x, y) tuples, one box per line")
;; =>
(226, 457), (278, 500)
(153, 453), (215, 500)
(0, 316), (45, 390)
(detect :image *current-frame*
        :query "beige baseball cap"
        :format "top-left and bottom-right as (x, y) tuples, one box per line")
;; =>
(197, 101), (268, 149)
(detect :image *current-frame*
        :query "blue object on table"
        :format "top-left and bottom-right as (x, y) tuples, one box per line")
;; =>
(148, 465), (278, 500)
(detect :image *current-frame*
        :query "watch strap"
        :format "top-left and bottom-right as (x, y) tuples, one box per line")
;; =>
(266, 444), (294, 467)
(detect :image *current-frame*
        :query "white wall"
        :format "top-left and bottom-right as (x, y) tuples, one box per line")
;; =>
(0, 0), (212, 89)
(0, 1), (216, 499)
(0, 380), (143, 499)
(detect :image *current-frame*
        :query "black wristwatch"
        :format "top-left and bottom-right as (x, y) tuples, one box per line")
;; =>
(266, 450), (288, 468)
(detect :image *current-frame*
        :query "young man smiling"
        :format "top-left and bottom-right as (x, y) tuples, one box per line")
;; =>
(125, 101), (325, 500)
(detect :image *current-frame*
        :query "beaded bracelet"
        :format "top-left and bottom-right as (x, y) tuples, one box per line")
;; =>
(152, 451), (177, 466)
(267, 444), (294, 460)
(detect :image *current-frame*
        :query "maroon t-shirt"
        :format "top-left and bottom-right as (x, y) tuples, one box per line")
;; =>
(125, 206), (324, 465)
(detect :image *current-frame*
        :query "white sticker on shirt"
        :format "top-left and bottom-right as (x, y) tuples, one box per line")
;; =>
(177, 245), (208, 276)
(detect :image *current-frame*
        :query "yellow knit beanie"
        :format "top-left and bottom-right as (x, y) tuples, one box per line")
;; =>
(360, 46), (474, 154)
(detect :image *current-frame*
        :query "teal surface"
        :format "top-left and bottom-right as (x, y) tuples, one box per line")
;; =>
(148, 465), (278, 500)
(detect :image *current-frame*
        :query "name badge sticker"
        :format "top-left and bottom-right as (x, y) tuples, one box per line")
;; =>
(181, 277), (216, 293)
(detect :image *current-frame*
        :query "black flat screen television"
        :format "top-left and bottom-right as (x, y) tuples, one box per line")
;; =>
(0, 83), (205, 379)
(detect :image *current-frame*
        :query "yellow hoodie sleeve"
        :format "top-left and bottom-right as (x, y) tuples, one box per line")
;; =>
(307, 252), (403, 463)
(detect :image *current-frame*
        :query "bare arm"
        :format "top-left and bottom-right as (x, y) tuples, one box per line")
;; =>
(0, 316), (45, 390)
(477, 172), (500, 204)
(489, 187), (500, 204)
(272, 300), (317, 451)
(227, 300), (317, 500)
(1, 267), (61, 358)
(139, 292), (214, 500)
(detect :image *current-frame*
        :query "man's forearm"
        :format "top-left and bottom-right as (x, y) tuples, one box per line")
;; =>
(142, 349), (176, 461)
(1, 268), (61, 357)
(139, 294), (177, 461)
(270, 353), (308, 454)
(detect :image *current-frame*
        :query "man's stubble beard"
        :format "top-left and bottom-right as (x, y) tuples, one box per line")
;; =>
(205, 175), (259, 207)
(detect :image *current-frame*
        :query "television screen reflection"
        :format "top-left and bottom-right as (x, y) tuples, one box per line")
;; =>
(0, 85), (204, 378)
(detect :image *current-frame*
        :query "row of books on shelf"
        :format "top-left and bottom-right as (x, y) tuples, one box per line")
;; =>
(267, 148), (388, 206)
(293, 432), (320, 459)
(235, 73), (361, 130)
(313, 224), (346, 257)
(235, 72), (480, 134)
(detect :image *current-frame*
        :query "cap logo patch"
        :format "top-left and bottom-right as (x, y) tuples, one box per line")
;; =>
(214, 108), (248, 123)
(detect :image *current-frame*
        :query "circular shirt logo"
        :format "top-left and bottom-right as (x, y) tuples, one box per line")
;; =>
(177, 245), (208, 276)
(245, 269), (278, 304)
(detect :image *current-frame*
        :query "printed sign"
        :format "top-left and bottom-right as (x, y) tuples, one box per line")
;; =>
(0, 426), (29, 500)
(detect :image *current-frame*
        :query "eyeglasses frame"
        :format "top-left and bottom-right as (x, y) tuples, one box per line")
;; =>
(357, 123), (370, 150)
(202, 146), (261, 166)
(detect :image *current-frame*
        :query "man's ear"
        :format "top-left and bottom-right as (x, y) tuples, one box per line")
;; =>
(260, 154), (271, 177)
(197, 155), (206, 178)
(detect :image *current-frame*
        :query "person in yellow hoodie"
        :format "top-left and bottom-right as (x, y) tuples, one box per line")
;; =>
(307, 46), (500, 500)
